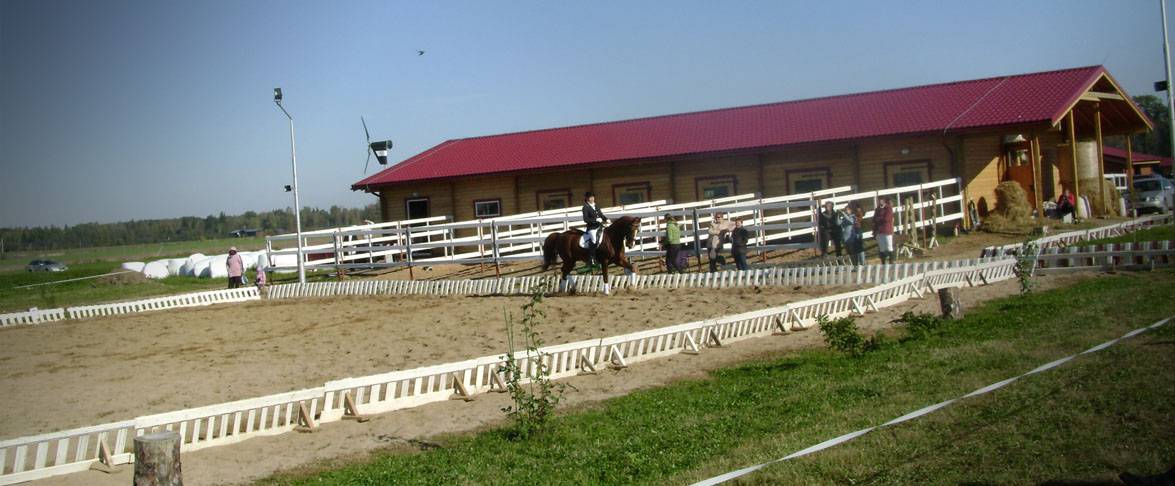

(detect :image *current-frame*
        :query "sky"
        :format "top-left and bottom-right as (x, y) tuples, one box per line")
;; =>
(0, 0), (1171, 228)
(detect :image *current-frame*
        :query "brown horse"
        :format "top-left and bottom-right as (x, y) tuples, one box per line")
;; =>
(542, 216), (641, 294)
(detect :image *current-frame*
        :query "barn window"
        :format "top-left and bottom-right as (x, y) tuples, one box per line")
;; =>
(696, 176), (737, 200)
(536, 190), (571, 211)
(613, 183), (651, 206)
(405, 197), (430, 220)
(885, 160), (932, 188)
(474, 199), (501, 218)
(785, 169), (831, 194)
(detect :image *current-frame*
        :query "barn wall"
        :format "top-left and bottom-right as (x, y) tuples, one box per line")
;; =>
(516, 169), (592, 213)
(857, 135), (954, 190)
(378, 181), (453, 222)
(960, 133), (1002, 216)
(761, 143), (856, 196)
(589, 162), (673, 207)
(452, 175), (517, 221)
(671, 155), (761, 201)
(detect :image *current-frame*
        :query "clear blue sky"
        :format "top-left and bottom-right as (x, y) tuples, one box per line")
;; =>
(1, 0), (1170, 227)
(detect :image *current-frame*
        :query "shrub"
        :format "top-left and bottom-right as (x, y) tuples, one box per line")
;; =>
(898, 311), (944, 341)
(1013, 238), (1039, 295)
(818, 315), (883, 357)
(499, 283), (567, 439)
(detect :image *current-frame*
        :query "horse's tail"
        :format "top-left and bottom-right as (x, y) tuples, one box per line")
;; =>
(542, 233), (560, 271)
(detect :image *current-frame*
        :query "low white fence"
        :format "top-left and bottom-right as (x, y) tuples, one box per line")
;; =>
(0, 287), (260, 328)
(267, 258), (1007, 299)
(267, 178), (965, 273)
(1033, 240), (1174, 271)
(0, 308), (67, 327)
(0, 258), (1015, 484)
(981, 213), (1171, 257)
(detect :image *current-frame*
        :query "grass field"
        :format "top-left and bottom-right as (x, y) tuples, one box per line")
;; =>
(0, 236), (268, 272)
(258, 270), (1175, 485)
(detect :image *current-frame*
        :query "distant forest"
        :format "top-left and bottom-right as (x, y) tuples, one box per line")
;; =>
(0, 205), (382, 252)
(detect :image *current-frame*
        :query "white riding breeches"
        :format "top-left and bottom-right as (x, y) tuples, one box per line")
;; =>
(582, 228), (601, 248)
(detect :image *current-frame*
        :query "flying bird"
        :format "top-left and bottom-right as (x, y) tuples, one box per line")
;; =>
(417, 50), (425, 56)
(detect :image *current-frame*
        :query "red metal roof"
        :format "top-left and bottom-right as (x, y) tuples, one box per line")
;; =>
(1103, 146), (1173, 167)
(355, 65), (1114, 189)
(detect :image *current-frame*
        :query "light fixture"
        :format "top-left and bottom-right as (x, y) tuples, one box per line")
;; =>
(273, 88), (283, 103)
(284, 185), (292, 192)
(899, 147), (911, 156)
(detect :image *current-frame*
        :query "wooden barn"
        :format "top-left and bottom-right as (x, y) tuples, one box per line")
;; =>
(353, 65), (1153, 223)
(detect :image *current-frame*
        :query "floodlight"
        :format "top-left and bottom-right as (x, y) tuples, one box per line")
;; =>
(274, 88), (283, 102)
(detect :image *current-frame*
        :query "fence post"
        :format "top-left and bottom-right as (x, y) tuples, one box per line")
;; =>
(405, 226), (415, 280)
(333, 232), (343, 277)
(491, 224), (502, 278)
(692, 208), (704, 273)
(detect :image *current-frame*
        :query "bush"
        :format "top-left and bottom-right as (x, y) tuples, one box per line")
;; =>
(818, 315), (884, 357)
(898, 311), (944, 341)
(499, 283), (567, 439)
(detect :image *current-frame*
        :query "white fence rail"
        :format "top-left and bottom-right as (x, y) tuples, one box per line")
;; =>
(980, 213), (1171, 257)
(0, 258), (1014, 484)
(267, 178), (965, 273)
(0, 287), (260, 328)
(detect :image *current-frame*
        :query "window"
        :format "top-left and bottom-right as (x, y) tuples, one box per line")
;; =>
(536, 190), (571, 211)
(613, 183), (651, 206)
(785, 169), (831, 194)
(885, 160), (932, 188)
(405, 197), (430, 220)
(474, 199), (501, 218)
(696, 176), (737, 200)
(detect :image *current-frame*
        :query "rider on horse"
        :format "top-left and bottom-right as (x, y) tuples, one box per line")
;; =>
(581, 191), (609, 266)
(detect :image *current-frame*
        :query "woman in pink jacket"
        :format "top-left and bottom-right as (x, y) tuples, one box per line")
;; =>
(226, 247), (244, 289)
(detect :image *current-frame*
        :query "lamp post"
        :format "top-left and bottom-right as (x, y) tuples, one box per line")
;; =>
(1162, 0), (1175, 170)
(274, 87), (306, 284)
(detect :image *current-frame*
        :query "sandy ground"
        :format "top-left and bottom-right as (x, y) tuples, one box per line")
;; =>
(24, 272), (1098, 486)
(0, 285), (857, 439)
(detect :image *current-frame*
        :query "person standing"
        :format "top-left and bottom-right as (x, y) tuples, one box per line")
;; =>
(226, 247), (244, 289)
(730, 218), (751, 271)
(838, 204), (860, 266)
(852, 203), (866, 265)
(255, 263), (268, 296)
(581, 192), (609, 266)
(874, 197), (895, 264)
(707, 212), (735, 272)
(664, 215), (683, 273)
(818, 201), (842, 257)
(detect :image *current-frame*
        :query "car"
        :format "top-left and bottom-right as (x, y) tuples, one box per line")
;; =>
(26, 260), (68, 272)
(1131, 175), (1174, 213)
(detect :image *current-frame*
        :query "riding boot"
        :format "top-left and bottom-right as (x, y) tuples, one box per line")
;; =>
(587, 241), (597, 267)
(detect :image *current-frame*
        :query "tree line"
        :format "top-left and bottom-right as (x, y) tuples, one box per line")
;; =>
(0, 205), (382, 252)
(1105, 94), (1173, 158)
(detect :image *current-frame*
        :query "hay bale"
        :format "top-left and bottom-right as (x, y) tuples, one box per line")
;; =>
(994, 182), (1032, 223)
(1079, 179), (1122, 217)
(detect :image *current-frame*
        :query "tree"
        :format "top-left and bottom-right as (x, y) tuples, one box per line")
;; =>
(1118, 95), (1172, 158)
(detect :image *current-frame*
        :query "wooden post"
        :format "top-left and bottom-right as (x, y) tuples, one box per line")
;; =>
(937, 287), (964, 320)
(1094, 103), (1107, 216)
(1126, 136), (1135, 198)
(133, 431), (182, 486)
(1068, 112), (1081, 205)
(405, 226), (414, 280)
(491, 224), (502, 278)
(692, 208), (704, 273)
(1030, 134), (1043, 213)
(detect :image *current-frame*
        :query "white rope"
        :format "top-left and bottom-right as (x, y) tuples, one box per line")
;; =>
(690, 316), (1172, 486)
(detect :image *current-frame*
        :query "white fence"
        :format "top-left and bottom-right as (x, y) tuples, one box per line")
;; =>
(266, 178), (965, 273)
(1033, 240), (1174, 272)
(981, 213), (1171, 257)
(0, 287), (260, 328)
(0, 258), (1014, 484)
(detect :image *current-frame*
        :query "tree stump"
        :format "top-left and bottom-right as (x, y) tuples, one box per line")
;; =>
(938, 287), (964, 320)
(134, 431), (182, 486)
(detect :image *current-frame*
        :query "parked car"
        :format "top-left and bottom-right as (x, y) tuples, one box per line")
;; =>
(1131, 175), (1175, 213)
(26, 260), (68, 272)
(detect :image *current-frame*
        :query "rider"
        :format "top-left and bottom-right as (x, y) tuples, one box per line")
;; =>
(582, 191), (609, 266)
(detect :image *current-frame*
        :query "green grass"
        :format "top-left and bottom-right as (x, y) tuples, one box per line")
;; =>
(1085, 224), (1175, 245)
(0, 261), (255, 312)
(0, 236), (267, 272)
(258, 270), (1175, 485)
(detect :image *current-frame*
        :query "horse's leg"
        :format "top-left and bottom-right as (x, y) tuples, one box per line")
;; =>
(620, 256), (638, 286)
(561, 252), (575, 294)
(601, 261), (611, 295)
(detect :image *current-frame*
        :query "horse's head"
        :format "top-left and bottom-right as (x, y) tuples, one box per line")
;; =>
(623, 217), (641, 249)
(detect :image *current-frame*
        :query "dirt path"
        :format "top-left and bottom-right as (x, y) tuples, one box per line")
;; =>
(26, 273), (1098, 486)
(0, 285), (856, 439)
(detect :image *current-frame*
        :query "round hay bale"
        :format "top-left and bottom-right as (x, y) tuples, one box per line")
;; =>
(994, 181), (1032, 222)
(1078, 179), (1122, 217)
(143, 261), (170, 280)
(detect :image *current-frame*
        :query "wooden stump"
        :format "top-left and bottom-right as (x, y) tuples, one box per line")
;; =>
(134, 431), (182, 486)
(938, 287), (964, 320)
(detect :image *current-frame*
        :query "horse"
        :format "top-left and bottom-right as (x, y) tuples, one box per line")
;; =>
(541, 216), (641, 295)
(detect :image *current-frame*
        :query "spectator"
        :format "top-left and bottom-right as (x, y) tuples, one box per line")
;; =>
(664, 215), (683, 273)
(707, 212), (735, 272)
(730, 218), (751, 271)
(1055, 189), (1076, 220)
(852, 203), (866, 265)
(255, 262), (268, 296)
(818, 201), (842, 257)
(874, 197), (895, 264)
(226, 247), (244, 289)
(838, 203), (864, 266)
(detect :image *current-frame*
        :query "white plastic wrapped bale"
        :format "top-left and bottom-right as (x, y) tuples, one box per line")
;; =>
(207, 254), (230, 279)
(166, 258), (185, 276)
(180, 253), (206, 277)
(142, 260), (170, 279)
(238, 252), (258, 271)
(192, 257), (213, 278)
(268, 252), (298, 273)
(120, 261), (146, 273)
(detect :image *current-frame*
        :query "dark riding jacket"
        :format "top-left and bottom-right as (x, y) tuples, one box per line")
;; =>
(582, 203), (609, 230)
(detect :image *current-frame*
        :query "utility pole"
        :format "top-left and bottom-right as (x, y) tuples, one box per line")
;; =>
(1162, 0), (1175, 162)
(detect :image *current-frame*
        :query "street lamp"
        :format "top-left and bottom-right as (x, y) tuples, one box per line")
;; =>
(274, 87), (306, 284)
